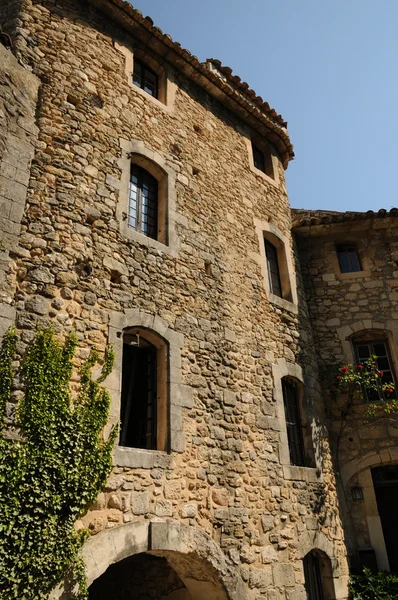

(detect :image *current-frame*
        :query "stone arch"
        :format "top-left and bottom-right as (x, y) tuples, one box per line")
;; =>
(336, 319), (398, 367)
(297, 531), (348, 600)
(54, 520), (249, 600)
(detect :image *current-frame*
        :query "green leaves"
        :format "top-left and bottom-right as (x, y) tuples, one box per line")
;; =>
(350, 568), (398, 599)
(0, 328), (116, 599)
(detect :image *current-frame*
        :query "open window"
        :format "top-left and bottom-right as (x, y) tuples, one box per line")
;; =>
(133, 59), (158, 98)
(352, 335), (397, 402)
(282, 377), (315, 468)
(120, 328), (168, 451)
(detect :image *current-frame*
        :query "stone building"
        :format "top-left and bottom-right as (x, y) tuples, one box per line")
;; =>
(294, 209), (398, 577)
(2, 1), (388, 599)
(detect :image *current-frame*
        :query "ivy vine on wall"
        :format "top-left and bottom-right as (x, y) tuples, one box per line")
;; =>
(0, 327), (117, 599)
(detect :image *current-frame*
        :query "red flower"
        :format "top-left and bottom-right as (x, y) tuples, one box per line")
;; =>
(340, 366), (349, 373)
(380, 371), (384, 378)
(337, 375), (342, 381)
(357, 365), (364, 370)
(386, 388), (393, 395)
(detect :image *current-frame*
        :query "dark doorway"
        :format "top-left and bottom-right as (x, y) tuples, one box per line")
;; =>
(303, 551), (324, 600)
(89, 553), (191, 600)
(372, 465), (398, 572)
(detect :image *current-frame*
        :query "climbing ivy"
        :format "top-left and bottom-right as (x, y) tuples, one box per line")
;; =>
(0, 327), (117, 599)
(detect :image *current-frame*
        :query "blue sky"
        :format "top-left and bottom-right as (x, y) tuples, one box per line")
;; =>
(129, 1), (398, 212)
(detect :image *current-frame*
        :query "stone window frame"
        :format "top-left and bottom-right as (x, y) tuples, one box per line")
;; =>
(245, 136), (280, 187)
(106, 309), (193, 469)
(323, 236), (371, 281)
(115, 41), (177, 112)
(272, 358), (320, 483)
(117, 139), (180, 257)
(254, 218), (298, 313)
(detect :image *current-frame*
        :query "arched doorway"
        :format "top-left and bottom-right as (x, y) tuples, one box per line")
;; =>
(89, 552), (191, 599)
(53, 520), (248, 600)
(372, 464), (398, 572)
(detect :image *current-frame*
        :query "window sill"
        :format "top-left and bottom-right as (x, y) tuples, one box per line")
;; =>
(337, 269), (371, 280)
(114, 446), (172, 469)
(119, 222), (179, 257)
(268, 293), (298, 314)
(283, 464), (321, 483)
(250, 165), (279, 188)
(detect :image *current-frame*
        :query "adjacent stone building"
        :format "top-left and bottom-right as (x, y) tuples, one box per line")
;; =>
(5, 1), (398, 599)
(294, 209), (398, 577)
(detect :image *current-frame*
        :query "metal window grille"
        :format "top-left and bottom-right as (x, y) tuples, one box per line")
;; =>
(120, 337), (157, 450)
(303, 552), (324, 600)
(265, 240), (282, 297)
(129, 165), (158, 240)
(354, 339), (397, 402)
(336, 244), (361, 273)
(133, 59), (158, 98)
(282, 378), (306, 467)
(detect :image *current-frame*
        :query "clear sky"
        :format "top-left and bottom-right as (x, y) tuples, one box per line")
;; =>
(129, 0), (398, 212)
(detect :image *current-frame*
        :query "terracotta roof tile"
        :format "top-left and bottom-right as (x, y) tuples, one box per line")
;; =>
(88, 0), (293, 164)
(291, 208), (398, 228)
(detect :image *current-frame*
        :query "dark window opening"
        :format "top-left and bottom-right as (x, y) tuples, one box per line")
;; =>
(304, 552), (324, 600)
(354, 339), (397, 402)
(336, 244), (361, 273)
(133, 59), (158, 98)
(282, 378), (306, 467)
(120, 333), (157, 450)
(129, 165), (158, 239)
(265, 239), (282, 297)
(252, 142), (274, 178)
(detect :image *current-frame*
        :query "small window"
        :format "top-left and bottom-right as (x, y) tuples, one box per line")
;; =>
(129, 165), (158, 239)
(336, 244), (361, 273)
(353, 338), (397, 402)
(303, 552), (324, 600)
(252, 142), (274, 178)
(120, 329), (168, 451)
(265, 239), (282, 298)
(282, 378), (306, 466)
(133, 59), (158, 98)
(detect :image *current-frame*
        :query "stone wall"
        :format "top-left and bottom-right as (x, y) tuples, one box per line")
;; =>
(2, 0), (348, 597)
(295, 216), (398, 570)
(0, 43), (39, 337)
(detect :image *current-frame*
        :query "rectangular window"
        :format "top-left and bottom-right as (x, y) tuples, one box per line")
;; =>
(265, 239), (282, 297)
(354, 339), (396, 401)
(252, 142), (274, 178)
(282, 379), (306, 466)
(133, 59), (158, 98)
(120, 338), (157, 450)
(336, 244), (361, 273)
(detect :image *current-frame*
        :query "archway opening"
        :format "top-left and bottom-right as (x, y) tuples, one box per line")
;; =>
(303, 549), (335, 600)
(89, 552), (191, 600)
(372, 464), (398, 572)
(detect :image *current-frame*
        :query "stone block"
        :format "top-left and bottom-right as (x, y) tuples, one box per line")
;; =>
(272, 563), (295, 587)
(131, 492), (149, 515)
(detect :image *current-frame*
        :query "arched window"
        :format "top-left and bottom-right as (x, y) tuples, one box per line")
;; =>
(303, 550), (334, 600)
(120, 328), (168, 451)
(128, 165), (158, 240)
(282, 377), (315, 467)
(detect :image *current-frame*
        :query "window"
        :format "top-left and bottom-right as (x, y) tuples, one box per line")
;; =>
(303, 552), (324, 600)
(251, 142), (274, 179)
(133, 59), (158, 98)
(120, 329), (168, 451)
(282, 378), (306, 466)
(129, 165), (158, 240)
(353, 338), (396, 401)
(265, 239), (282, 298)
(336, 244), (361, 273)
